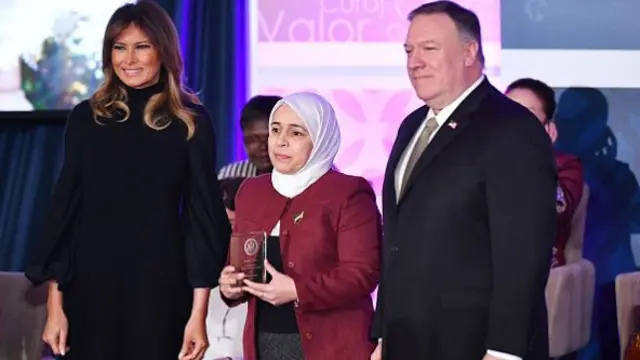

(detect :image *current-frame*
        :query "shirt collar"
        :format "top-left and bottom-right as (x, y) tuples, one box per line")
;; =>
(428, 74), (485, 126)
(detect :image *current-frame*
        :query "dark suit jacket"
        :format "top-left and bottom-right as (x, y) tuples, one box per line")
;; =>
(225, 171), (380, 360)
(372, 79), (557, 359)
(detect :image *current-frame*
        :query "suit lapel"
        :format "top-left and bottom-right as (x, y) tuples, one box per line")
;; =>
(398, 79), (492, 203)
(383, 106), (428, 214)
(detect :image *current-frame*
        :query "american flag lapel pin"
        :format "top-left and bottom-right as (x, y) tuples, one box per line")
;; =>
(293, 211), (304, 225)
(448, 121), (457, 129)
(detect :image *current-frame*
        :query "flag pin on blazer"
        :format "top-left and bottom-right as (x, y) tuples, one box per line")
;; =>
(448, 121), (457, 129)
(293, 211), (304, 225)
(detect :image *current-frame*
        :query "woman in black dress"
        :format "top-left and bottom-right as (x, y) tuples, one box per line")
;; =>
(25, 2), (230, 360)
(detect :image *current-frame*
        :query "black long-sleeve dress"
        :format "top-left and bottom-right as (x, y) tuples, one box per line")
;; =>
(25, 82), (231, 360)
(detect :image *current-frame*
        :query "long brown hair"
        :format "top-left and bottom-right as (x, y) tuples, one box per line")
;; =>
(90, 0), (199, 139)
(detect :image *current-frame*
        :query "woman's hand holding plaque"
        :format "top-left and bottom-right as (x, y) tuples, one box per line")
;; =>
(242, 260), (298, 306)
(218, 266), (244, 300)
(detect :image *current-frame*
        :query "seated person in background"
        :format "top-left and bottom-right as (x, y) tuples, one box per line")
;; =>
(218, 92), (381, 360)
(219, 177), (246, 228)
(218, 95), (282, 180)
(506, 78), (585, 267)
(203, 179), (248, 360)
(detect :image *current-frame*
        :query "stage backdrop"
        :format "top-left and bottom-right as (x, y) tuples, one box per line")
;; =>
(502, 1), (640, 359)
(249, 0), (501, 208)
(0, 0), (134, 111)
(247, 1), (640, 359)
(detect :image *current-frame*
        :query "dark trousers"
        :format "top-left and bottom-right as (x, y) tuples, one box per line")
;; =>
(257, 331), (304, 360)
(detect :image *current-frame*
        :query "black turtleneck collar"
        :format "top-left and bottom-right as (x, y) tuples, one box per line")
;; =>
(124, 81), (165, 104)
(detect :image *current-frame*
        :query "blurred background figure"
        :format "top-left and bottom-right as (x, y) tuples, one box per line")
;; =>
(506, 78), (585, 268)
(219, 178), (246, 229)
(218, 95), (282, 180)
(203, 177), (247, 360)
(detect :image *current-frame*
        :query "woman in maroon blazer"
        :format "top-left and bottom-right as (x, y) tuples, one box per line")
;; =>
(218, 92), (381, 360)
(506, 78), (585, 267)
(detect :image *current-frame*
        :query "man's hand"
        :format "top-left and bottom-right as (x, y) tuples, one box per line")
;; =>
(483, 355), (500, 360)
(370, 341), (382, 360)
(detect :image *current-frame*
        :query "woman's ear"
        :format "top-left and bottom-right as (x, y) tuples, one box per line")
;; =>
(225, 208), (235, 227)
(544, 120), (558, 144)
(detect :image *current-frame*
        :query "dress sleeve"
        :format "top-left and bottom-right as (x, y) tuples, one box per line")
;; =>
(24, 103), (87, 291)
(183, 106), (231, 288)
(484, 113), (557, 357)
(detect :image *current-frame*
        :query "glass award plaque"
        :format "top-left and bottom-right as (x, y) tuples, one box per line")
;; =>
(229, 231), (267, 283)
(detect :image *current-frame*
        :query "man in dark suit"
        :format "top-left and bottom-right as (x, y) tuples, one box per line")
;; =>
(370, 2), (557, 360)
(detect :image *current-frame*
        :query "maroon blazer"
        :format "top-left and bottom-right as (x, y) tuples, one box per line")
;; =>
(225, 170), (381, 360)
(552, 150), (584, 267)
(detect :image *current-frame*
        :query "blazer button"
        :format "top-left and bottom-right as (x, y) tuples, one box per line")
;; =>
(288, 261), (295, 268)
(304, 332), (313, 340)
(282, 230), (289, 236)
(390, 246), (399, 252)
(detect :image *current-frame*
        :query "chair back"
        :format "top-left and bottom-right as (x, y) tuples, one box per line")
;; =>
(616, 272), (640, 360)
(0, 272), (48, 360)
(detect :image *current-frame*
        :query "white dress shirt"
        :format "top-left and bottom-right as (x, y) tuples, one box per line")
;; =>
(392, 74), (522, 360)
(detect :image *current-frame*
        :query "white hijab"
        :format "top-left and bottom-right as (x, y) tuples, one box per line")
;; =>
(269, 92), (341, 198)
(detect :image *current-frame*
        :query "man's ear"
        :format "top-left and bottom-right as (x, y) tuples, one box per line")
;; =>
(464, 40), (480, 66)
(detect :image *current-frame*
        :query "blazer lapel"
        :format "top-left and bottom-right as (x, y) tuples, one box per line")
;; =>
(383, 106), (428, 213)
(398, 79), (491, 202)
(262, 184), (291, 234)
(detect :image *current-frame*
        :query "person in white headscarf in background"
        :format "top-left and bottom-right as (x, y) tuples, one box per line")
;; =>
(218, 92), (381, 360)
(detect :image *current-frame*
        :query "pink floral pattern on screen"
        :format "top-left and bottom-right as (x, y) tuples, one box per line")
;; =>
(261, 87), (424, 201)
(262, 87), (424, 301)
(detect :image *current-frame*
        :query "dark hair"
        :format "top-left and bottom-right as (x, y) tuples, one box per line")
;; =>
(91, 0), (199, 139)
(240, 95), (282, 130)
(219, 178), (245, 211)
(506, 78), (556, 121)
(408, 1), (484, 65)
